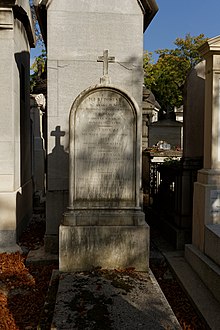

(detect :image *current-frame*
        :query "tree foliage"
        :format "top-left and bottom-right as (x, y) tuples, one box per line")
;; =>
(29, 0), (46, 92)
(144, 33), (208, 112)
(29, 0), (43, 45)
(30, 49), (47, 92)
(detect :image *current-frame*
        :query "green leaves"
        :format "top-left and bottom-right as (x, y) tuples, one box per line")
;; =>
(144, 33), (207, 111)
(30, 49), (46, 92)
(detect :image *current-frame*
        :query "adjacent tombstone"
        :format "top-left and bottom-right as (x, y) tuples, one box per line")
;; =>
(34, 0), (158, 254)
(59, 54), (148, 271)
(142, 86), (160, 149)
(185, 36), (220, 303)
(183, 61), (205, 162)
(171, 61), (205, 246)
(0, 0), (35, 251)
(142, 87), (160, 205)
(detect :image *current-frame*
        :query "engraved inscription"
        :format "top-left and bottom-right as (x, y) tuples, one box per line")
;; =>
(73, 89), (136, 202)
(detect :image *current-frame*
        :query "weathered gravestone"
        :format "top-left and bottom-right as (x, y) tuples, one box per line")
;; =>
(59, 52), (148, 271)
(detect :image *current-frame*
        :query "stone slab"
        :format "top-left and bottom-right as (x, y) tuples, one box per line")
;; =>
(51, 269), (181, 330)
(164, 250), (220, 330)
(185, 244), (220, 304)
(59, 223), (149, 272)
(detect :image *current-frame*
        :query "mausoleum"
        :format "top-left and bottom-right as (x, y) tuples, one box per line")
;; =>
(0, 0), (35, 251)
(34, 0), (158, 257)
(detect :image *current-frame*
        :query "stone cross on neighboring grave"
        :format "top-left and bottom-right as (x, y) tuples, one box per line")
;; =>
(97, 49), (115, 84)
(51, 125), (65, 148)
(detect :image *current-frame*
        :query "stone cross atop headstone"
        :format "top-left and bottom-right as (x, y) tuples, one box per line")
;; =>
(51, 126), (65, 148)
(97, 49), (115, 84)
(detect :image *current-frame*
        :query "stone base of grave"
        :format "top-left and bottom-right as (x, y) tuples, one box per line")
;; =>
(0, 181), (32, 252)
(59, 210), (149, 272)
(0, 230), (22, 253)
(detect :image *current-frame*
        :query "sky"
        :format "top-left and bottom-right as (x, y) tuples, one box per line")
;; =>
(144, 0), (220, 58)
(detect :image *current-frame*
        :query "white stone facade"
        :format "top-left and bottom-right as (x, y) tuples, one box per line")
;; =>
(0, 0), (35, 251)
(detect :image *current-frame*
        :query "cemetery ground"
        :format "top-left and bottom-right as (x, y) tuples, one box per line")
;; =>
(0, 208), (209, 330)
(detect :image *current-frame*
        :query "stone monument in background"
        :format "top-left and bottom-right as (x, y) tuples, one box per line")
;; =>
(30, 93), (46, 199)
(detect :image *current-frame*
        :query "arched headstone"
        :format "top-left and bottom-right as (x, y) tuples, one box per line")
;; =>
(69, 85), (138, 208)
(60, 83), (149, 271)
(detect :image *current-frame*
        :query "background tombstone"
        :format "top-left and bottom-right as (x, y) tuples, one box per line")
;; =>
(30, 93), (46, 201)
(60, 76), (148, 271)
(34, 0), (158, 253)
(185, 36), (220, 304)
(142, 86), (160, 150)
(148, 117), (183, 149)
(183, 61), (205, 163)
(0, 0), (35, 251)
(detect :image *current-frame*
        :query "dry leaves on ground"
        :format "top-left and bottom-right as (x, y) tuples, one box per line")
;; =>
(0, 252), (56, 330)
(150, 259), (209, 330)
(0, 212), (57, 330)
